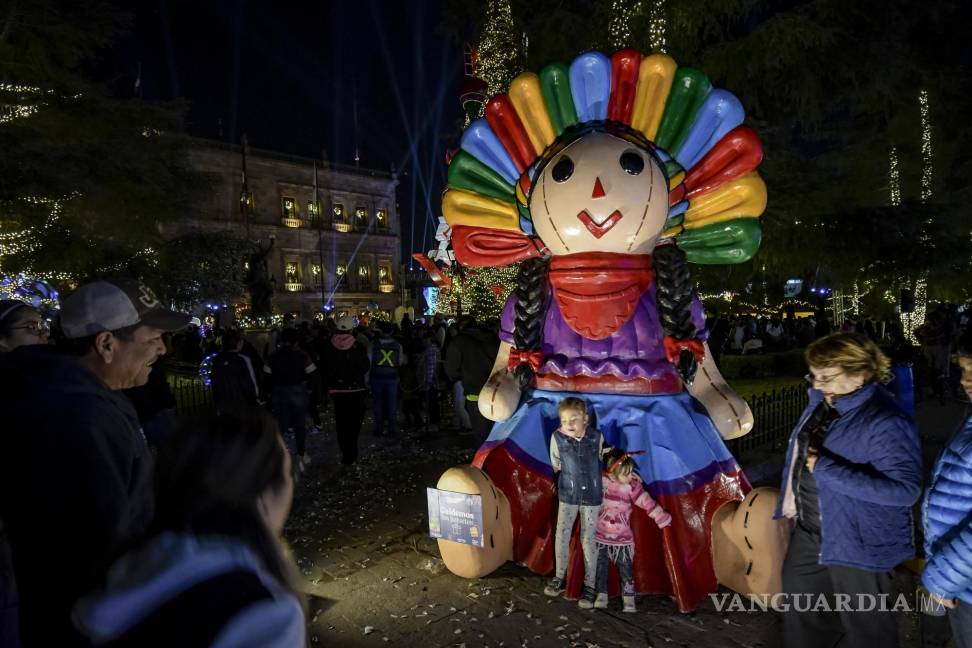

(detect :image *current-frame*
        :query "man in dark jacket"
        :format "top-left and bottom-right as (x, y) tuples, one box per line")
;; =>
(444, 316), (500, 443)
(210, 328), (260, 414)
(370, 322), (406, 438)
(321, 316), (370, 466)
(264, 328), (317, 471)
(0, 278), (188, 647)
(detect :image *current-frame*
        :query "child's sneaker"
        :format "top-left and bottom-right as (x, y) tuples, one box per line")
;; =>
(543, 577), (565, 597)
(622, 595), (637, 613)
(578, 586), (597, 609)
(594, 593), (609, 609)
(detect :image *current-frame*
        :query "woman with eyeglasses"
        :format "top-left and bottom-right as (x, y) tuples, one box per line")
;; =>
(774, 332), (922, 648)
(0, 299), (49, 646)
(0, 299), (50, 353)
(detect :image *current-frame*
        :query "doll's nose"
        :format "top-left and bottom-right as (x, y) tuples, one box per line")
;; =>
(592, 177), (606, 199)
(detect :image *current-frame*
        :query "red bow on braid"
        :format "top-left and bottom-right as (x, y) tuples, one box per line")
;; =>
(663, 336), (705, 365)
(607, 450), (646, 475)
(508, 348), (544, 373)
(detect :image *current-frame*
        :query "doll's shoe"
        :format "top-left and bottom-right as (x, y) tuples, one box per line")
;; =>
(593, 593), (609, 609)
(711, 487), (790, 597)
(435, 466), (514, 579)
(543, 577), (565, 597)
(577, 586), (597, 609)
(622, 595), (636, 613)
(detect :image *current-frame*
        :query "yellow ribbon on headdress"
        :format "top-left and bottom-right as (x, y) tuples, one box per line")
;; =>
(442, 189), (520, 231)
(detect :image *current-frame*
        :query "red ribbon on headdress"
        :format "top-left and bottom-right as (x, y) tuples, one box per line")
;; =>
(607, 449), (646, 476)
(663, 336), (705, 365)
(508, 348), (544, 373)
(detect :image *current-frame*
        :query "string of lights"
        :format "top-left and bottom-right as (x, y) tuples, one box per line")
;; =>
(476, 0), (520, 98)
(888, 146), (901, 207)
(919, 89), (933, 203)
(609, 0), (639, 49)
(435, 264), (519, 322)
(897, 90), (934, 344)
(648, 0), (667, 52)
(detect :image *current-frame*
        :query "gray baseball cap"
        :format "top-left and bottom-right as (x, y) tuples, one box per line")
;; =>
(59, 279), (190, 339)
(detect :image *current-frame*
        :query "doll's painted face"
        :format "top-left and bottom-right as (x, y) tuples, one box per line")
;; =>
(529, 132), (670, 256)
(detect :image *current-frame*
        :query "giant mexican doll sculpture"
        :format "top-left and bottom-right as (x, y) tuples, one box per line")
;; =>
(435, 50), (786, 612)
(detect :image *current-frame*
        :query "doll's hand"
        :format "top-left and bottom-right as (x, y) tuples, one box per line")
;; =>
(478, 370), (521, 422)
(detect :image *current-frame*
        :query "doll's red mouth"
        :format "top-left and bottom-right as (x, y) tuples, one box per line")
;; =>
(577, 209), (623, 239)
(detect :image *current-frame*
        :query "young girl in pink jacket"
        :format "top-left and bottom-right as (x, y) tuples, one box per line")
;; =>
(594, 449), (672, 612)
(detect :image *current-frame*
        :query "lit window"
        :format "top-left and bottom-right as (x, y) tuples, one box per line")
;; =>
(336, 264), (347, 276)
(308, 201), (320, 216)
(282, 197), (297, 217)
(355, 207), (368, 226)
(311, 263), (322, 286)
(378, 265), (393, 292)
(376, 208), (388, 229)
(285, 261), (300, 283)
(358, 265), (371, 280)
(333, 203), (349, 232)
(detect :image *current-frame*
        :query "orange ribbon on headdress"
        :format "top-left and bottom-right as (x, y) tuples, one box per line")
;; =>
(508, 348), (544, 373)
(607, 450), (646, 475)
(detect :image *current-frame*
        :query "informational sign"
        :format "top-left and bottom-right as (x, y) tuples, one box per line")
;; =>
(427, 487), (484, 547)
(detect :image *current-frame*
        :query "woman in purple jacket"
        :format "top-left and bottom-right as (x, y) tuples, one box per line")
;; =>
(775, 332), (921, 648)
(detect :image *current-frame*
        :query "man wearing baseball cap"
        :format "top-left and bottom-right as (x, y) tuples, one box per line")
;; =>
(0, 278), (188, 646)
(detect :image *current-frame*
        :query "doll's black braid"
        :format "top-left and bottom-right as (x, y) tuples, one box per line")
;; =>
(512, 256), (550, 390)
(653, 243), (700, 382)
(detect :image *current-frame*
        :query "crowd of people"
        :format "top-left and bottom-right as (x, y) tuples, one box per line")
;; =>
(177, 312), (502, 474)
(707, 304), (972, 403)
(0, 284), (504, 646)
(1, 278), (972, 647)
(0, 281), (305, 647)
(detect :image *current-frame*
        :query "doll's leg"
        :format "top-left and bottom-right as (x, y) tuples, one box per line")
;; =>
(554, 502), (579, 579)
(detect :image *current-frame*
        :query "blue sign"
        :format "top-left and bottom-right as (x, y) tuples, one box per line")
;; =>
(427, 488), (484, 547)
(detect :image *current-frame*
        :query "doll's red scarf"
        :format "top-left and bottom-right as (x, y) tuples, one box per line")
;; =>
(547, 252), (652, 340)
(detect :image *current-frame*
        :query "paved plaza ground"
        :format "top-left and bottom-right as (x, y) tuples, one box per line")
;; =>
(283, 397), (968, 648)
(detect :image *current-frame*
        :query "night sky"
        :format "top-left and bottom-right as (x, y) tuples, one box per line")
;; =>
(106, 0), (464, 260)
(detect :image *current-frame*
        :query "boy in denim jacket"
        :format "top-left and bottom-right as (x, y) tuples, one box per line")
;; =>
(543, 397), (604, 608)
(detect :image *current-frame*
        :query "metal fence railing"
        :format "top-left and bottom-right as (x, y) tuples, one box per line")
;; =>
(168, 374), (213, 416)
(727, 385), (809, 457)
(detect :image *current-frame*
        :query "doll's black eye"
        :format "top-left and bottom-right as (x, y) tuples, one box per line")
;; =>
(620, 151), (644, 175)
(551, 156), (574, 182)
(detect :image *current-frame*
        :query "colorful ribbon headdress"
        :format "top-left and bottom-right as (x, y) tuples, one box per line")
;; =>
(443, 50), (767, 268)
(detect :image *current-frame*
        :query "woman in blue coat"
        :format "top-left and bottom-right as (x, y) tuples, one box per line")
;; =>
(775, 333), (922, 648)
(922, 329), (972, 648)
